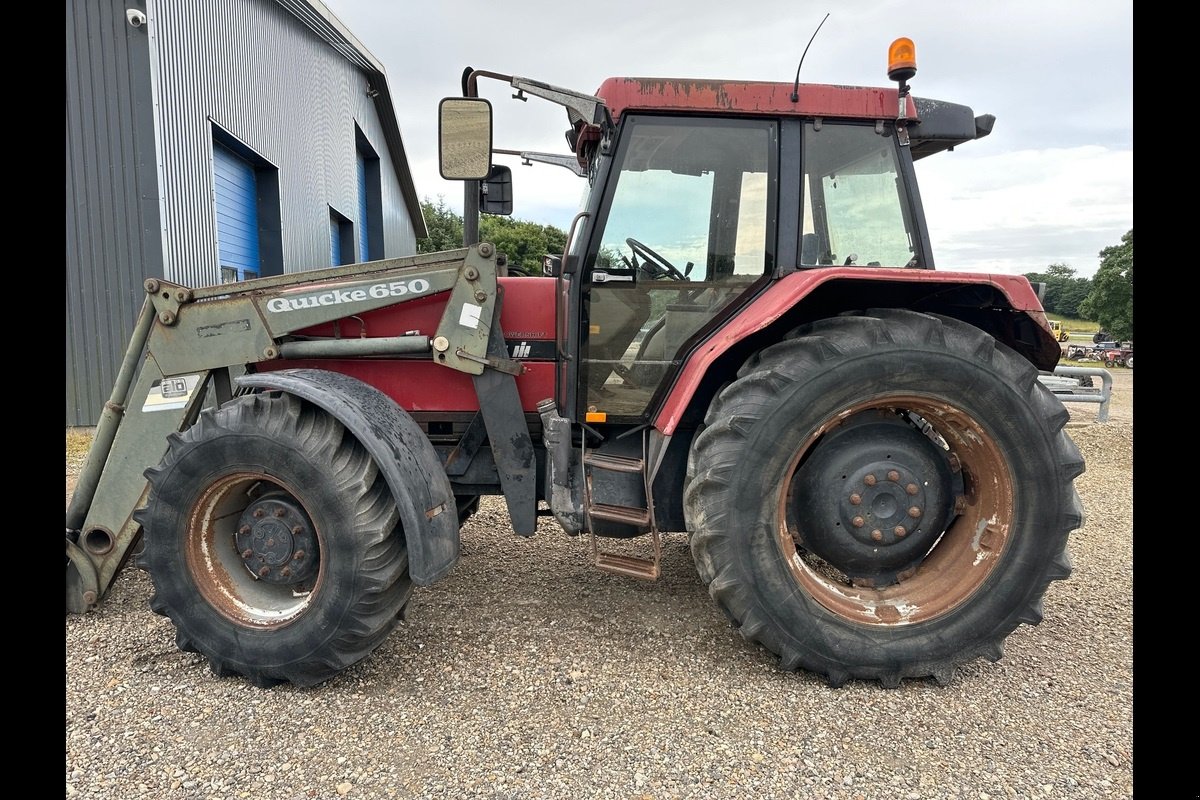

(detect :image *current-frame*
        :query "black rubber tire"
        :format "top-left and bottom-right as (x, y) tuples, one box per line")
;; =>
(683, 309), (1084, 687)
(136, 393), (411, 688)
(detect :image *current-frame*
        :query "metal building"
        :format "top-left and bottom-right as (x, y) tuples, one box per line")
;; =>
(66, 0), (427, 426)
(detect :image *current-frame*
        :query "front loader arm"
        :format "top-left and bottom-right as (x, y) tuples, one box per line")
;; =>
(66, 244), (521, 613)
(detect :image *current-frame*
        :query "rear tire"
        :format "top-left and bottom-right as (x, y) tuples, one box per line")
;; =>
(683, 310), (1084, 687)
(136, 393), (411, 687)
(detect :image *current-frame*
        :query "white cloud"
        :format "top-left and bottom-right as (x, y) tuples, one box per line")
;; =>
(917, 146), (1133, 276)
(326, 0), (1133, 278)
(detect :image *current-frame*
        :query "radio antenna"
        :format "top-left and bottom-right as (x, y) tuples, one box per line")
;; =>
(790, 13), (830, 103)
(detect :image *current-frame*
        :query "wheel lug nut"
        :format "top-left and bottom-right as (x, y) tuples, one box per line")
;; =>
(252, 508), (265, 518)
(280, 567), (292, 578)
(871, 529), (883, 542)
(908, 506), (921, 518)
(849, 493), (862, 506)
(864, 474), (877, 487)
(293, 550), (305, 561)
(894, 526), (907, 537)
(241, 549), (254, 559)
(273, 507), (286, 517)
(906, 483), (919, 496)
(887, 470), (900, 482)
(292, 526), (303, 535)
(851, 516), (865, 528)
(257, 566), (271, 578)
(239, 525), (251, 535)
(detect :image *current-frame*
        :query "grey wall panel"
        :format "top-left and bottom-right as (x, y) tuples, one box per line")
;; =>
(150, 0), (418, 285)
(65, 0), (163, 427)
(67, 0), (420, 426)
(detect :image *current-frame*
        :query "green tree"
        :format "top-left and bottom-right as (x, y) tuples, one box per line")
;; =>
(480, 215), (568, 275)
(1079, 229), (1133, 341)
(1023, 263), (1093, 318)
(416, 197), (568, 276)
(416, 197), (464, 254)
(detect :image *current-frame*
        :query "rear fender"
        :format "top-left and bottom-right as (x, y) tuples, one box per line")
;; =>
(654, 268), (1060, 435)
(237, 368), (458, 585)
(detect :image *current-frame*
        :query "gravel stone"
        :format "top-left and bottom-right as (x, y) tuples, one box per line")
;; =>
(66, 371), (1133, 799)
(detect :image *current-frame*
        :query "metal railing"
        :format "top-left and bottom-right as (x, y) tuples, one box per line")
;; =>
(1041, 366), (1114, 423)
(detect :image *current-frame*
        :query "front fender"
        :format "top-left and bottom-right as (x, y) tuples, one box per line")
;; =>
(237, 368), (458, 585)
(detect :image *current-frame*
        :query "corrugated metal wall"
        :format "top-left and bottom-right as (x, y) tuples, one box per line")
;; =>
(149, 0), (418, 287)
(65, 0), (163, 427)
(66, 0), (421, 425)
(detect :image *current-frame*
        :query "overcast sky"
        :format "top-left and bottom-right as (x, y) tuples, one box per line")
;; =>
(325, 0), (1132, 277)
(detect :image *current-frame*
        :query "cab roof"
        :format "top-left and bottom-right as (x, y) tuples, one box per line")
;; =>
(593, 78), (994, 159)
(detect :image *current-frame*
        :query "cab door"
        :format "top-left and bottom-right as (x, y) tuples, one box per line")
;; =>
(577, 116), (779, 423)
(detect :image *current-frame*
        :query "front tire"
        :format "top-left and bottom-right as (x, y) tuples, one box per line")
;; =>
(683, 310), (1084, 687)
(136, 393), (411, 687)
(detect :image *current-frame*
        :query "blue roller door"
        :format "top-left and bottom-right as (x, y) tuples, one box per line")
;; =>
(213, 142), (260, 281)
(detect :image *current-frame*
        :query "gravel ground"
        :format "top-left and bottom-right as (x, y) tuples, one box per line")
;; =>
(66, 370), (1133, 800)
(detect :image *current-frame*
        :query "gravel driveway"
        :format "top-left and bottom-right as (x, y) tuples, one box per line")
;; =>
(66, 370), (1133, 800)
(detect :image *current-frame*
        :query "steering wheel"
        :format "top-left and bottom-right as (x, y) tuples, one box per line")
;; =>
(626, 238), (688, 281)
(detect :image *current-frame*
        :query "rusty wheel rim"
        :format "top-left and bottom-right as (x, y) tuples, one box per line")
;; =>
(184, 473), (322, 628)
(777, 394), (1013, 626)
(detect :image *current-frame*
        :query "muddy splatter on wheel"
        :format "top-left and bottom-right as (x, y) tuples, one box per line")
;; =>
(683, 309), (1084, 687)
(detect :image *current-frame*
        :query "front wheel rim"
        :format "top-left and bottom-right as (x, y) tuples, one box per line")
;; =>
(184, 473), (323, 628)
(777, 395), (1014, 626)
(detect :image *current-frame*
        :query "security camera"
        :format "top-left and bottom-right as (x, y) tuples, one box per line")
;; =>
(126, 9), (147, 28)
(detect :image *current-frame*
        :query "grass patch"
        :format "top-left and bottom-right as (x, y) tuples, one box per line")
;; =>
(1047, 315), (1100, 333)
(66, 428), (95, 469)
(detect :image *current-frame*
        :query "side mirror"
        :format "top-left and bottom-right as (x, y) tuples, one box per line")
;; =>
(480, 165), (513, 216)
(438, 98), (493, 180)
(542, 254), (561, 277)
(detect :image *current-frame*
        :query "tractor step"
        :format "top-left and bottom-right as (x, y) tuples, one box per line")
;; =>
(588, 502), (651, 526)
(583, 451), (644, 473)
(583, 436), (661, 580)
(594, 551), (660, 581)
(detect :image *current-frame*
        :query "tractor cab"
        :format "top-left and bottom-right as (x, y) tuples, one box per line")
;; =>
(441, 49), (995, 425)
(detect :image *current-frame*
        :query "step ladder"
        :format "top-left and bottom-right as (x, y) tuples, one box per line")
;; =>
(582, 433), (661, 580)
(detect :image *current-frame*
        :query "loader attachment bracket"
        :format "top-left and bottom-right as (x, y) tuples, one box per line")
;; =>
(432, 242), (503, 375)
(471, 296), (537, 536)
(143, 278), (192, 326)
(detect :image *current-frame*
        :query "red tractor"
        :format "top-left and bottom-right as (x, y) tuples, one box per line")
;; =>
(65, 40), (1083, 689)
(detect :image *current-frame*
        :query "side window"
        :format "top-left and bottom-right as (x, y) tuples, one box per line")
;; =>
(801, 123), (915, 268)
(211, 127), (282, 282)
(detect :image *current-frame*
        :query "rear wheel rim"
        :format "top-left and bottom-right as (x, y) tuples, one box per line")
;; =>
(777, 394), (1014, 626)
